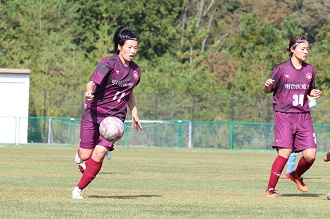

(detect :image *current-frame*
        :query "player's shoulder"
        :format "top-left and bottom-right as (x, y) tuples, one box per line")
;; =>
(100, 55), (117, 66)
(130, 61), (141, 72)
(302, 61), (315, 70)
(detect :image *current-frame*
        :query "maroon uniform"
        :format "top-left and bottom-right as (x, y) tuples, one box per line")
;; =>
(269, 59), (315, 113)
(83, 55), (141, 123)
(269, 59), (317, 151)
(80, 55), (140, 149)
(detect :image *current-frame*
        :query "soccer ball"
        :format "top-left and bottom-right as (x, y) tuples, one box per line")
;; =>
(99, 116), (124, 142)
(327, 193), (330, 200)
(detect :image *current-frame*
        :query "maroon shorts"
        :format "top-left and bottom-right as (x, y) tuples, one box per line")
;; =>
(273, 112), (317, 152)
(80, 118), (114, 150)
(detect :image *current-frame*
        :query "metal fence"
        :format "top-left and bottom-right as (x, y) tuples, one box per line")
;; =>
(35, 91), (330, 124)
(1, 116), (330, 152)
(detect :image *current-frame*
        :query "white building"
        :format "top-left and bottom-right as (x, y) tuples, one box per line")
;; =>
(0, 68), (30, 144)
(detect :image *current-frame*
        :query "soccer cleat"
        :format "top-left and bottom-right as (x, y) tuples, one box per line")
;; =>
(72, 186), (83, 199)
(264, 188), (277, 198)
(105, 151), (112, 160)
(78, 163), (86, 173)
(285, 173), (291, 180)
(324, 150), (330, 162)
(75, 152), (83, 164)
(289, 172), (308, 192)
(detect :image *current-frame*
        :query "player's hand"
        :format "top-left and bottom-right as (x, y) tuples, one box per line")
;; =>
(85, 92), (94, 101)
(131, 116), (143, 131)
(310, 89), (321, 99)
(130, 106), (142, 131)
(264, 79), (275, 87)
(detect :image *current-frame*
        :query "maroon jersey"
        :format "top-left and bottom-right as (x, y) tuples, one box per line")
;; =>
(269, 59), (316, 113)
(82, 55), (141, 123)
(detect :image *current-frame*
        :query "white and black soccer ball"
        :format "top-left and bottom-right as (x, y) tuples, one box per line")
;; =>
(99, 116), (124, 142)
(327, 193), (330, 200)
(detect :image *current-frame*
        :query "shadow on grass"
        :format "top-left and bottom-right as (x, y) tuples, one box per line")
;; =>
(99, 172), (130, 175)
(280, 193), (322, 197)
(89, 194), (161, 199)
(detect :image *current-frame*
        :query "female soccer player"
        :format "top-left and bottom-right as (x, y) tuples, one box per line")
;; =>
(263, 35), (321, 198)
(72, 26), (143, 199)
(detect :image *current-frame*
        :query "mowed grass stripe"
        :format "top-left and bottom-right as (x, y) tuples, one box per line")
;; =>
(1, 146), (330, 218)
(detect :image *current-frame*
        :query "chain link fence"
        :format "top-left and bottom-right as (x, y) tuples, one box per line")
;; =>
(1, 117), (330, 152)
(34, 91), (330, 124)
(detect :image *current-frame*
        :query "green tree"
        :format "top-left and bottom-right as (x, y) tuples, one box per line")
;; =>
(0, 0), (90, 116)
(71, 0), (183, 60)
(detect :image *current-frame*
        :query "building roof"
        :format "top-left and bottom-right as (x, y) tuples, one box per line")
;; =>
(0, 68), (30, 74)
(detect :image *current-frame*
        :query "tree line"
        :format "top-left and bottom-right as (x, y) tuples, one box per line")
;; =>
(1, 0), (330, 121)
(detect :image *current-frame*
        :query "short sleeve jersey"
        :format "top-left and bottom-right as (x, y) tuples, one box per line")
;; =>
(268, 59), (316, 113)
(82, 55), (141, 123)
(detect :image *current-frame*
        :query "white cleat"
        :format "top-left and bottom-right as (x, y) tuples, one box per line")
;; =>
(72, 186), (83, 199)
(75, 153), (83, 164)
(105, 151), (112, 160)
(78, 163), (86, 173)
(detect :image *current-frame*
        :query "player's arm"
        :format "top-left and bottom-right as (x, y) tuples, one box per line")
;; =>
(128, 92), (142, 130)
(263, 79), (275, 94)
(85, 81), (96, 101)
(308, 73), (321, 99)
(309, 89), (321, 100)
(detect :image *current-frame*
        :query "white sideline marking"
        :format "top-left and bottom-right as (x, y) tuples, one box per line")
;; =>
(0, 145), (7, 148)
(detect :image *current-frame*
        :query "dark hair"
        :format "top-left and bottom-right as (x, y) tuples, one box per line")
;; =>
(286, 35), (308, 57)
(113, 27), (138, 54)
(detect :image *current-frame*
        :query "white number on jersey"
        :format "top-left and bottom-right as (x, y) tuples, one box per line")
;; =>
(293, 94), (304, 106)
(113, 91), (125, 102)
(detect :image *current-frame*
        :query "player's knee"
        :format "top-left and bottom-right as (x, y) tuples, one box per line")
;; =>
(304, 156), (315, 163)
(78, 149), (93, 161)
(92, 147), (107, 162)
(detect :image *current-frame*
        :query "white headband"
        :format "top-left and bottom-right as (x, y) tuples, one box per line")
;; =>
(290, 40), (308, 49)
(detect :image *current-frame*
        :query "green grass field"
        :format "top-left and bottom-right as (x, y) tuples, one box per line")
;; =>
(1, 145), (330, 218)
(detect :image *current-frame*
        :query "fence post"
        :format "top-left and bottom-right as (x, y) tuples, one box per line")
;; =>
(48, 117), (52, 144)
(188, 121), (193, 148)
(178, 120), (183, 148)
(70, 118), (75, 145)
(229, 122), (234, 149)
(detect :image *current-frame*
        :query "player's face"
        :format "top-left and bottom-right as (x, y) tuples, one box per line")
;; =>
(291, 42), (309, 61)
(118, 40), (139, 65)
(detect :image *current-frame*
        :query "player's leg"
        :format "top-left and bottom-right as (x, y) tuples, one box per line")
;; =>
(73, 145), (107, 198)
(289, 148), (315, 193)
(265, 112), (293, 198)
(72, 119), (100, 199)
(324, 149), (330, 162)
(76, 148), (93, 174)
(265, 147), (291, 197)
(72, 129), (115, 199)
(75, 148), (93, 163)
(289, 113), (316, 193)
(75, 118), (96, 163)
(285, 152), (296, 179)
(74, 119), (97, 175)
(105, 147), (114, 160)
